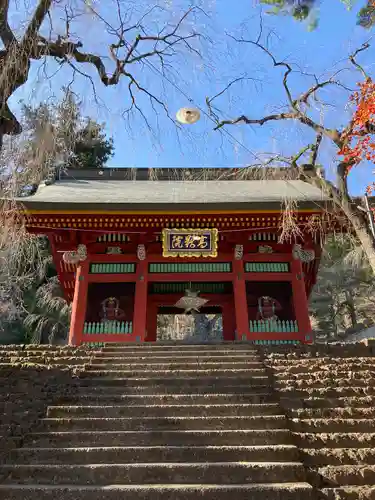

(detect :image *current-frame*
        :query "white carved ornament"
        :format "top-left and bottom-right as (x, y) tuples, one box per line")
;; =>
(234, 244), (244, 261)
(137, 244), (146, 261)
(62, 244), (87, 265)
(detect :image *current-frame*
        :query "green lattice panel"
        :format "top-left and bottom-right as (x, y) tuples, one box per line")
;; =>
(245, 262), (289, 273)
(254, 339), (301, 345)
(82, 342), (105, 348)
(90, 263), (136, 274)
(249, 320), (299, 333)
(149, 263), (231, 273)
(83, 321), (133, 334)
(152, 282), (226, 294)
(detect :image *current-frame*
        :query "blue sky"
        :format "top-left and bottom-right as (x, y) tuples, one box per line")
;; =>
(10, 0), (375, 195)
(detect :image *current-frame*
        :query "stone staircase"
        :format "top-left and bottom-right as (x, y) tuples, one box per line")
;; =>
(264, 344), (375, 499)
(0, 343), (313, 499)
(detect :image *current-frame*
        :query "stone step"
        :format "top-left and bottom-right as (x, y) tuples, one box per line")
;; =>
(291, 418), (375, 433)
(26, 429), (292, 447)
(91, 355), (261, 363)
(88, 362), (266, 370)
(278, 386), (375, 398)
(270, 357), (375, 365)
(62, 393), (277, 405)
(46, 403), (281, 418)
(80, 369), (269, 379)
(77, 377), (271, 388)
(0, 357), (93, 365)
(294, 432), (375, 449)
(317, 465), (375, 486)
(281, 396), (375, 409)
(9, 444), (299, 464)
(101, 344), (258, 350)
(74, 383), (270, 394)
(0, 462), (306, 485)
(301, 448), (375, 466)
(39, 415), (287, 432)
(0, 483), (315, 500)
(274, 371), (375, 381)
(272, 363), (375, 374)
(276, 379), (374, 389)
(290, 407), (375, 419)
(321, 486), (375, 499)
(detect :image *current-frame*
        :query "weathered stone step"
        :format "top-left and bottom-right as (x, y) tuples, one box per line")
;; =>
(278, 386), (375, 398)
(276, 379), (374, 389)
(0, 483), (315, 500)
(318, 465), (375, 486)
(80, 369), (269, 378)
(88, 362), (265, 370)
(291, 418), (375, 433)
(91, 355), (261, 363)
(74, 383), (270, 394)
(272, 363), (375, 374)
(270, 357), (375, 365)
(77, 377), (270, 388)
(0, 357), (92, 365)
(101, 344), (258, 350)
(9, 444), (299, 464)
(281, 396), (375, 409)
(301, 447), (375, 466)
(62, 392), (277, 405)
(294, 432), (375, 449)
(46, 403), (280, 418)
(0, 462), (306, 485)
(321, 486), (375, 499)
(27, 429), (292, 447)
(274, 371), (375, 381)
(290, 407), (375, 419)
(39, 415), (287, 432)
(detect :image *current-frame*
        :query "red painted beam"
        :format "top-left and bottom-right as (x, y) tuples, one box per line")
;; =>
(244, 273), (292, 282)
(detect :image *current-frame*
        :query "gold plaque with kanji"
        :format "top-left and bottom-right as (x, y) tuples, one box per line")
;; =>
(162, 228), (218, 258)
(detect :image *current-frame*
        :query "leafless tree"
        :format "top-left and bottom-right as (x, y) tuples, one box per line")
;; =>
(0, 1), (202, 148)
(207, 32), (375, 273)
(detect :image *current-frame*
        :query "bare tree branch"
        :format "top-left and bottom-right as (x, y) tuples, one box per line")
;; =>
(349, 41), (371, 80)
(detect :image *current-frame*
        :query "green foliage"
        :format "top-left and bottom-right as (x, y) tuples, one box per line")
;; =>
(0, 236), (70, 345)
(0, 90), (114, 344)
(260, 1), (375, 30)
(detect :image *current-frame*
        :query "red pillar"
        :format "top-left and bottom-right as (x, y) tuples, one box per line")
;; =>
(232, 258), (249, 341)
(68, 260), (89, 346)
(133, 259), (148, 342)
(291, 258), (312, 343)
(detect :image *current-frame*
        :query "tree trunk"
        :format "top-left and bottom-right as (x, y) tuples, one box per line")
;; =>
(342, 201), (375, 275)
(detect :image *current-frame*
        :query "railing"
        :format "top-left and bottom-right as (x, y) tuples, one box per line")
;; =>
(149, 262), (232, 273)
(249, 320), (299, 333)
(90, 263), (136, 274)
(83, 321), (133, 334)
(245, 262), (289, 273)
(251, 339), (301, 345)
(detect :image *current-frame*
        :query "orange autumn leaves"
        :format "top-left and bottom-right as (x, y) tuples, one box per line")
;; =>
(337, 78), (375, 192)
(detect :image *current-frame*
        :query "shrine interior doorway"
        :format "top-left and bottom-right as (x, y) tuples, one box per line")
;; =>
(156, 306), (223, 343)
